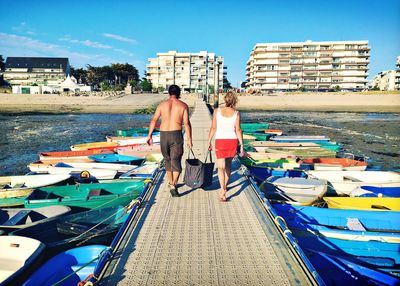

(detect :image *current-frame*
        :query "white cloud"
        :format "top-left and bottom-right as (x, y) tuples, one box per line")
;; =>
(11, 22), (36, 35)
(0, 32), (114, 67)
(113, 48), (134, 57)
(103, 33), (137, 44)
(59, 36), (112, 49)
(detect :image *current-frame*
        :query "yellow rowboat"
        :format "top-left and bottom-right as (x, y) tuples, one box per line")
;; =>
(246, 151), (297, 161)
(70, 141), (118, 151)
(145, 153), (163, 163)
(243, 134), (256, 141)
(323, 197), (400, 211)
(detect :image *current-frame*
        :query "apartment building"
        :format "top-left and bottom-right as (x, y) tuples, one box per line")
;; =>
(246, 40), (370, 92)
(370, 70), (397, 91)
(4, 57), (69, 86)
(395, 56), (400, 90)
(146, 51), (225, 92)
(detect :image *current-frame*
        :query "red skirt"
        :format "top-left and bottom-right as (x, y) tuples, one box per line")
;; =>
(215, 139), (238, 159)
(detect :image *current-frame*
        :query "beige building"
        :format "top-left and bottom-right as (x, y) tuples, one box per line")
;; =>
(246, 40), (370, 92)
(146, 51), (225, 92)
(4, 57), (69, 86)
(370, 70), (397, 91)
(396, 56), (400, 90)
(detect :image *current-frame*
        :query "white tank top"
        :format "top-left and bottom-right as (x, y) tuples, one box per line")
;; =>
(215, 108), (238, 139)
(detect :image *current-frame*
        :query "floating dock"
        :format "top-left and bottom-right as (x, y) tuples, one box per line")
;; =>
(96, 99), (320, 285)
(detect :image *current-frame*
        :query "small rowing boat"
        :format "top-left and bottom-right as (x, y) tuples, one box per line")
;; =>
(300, 158), (368, 171)
(260, 176), (327, 205)
(350, 186), (400, 198)
(271, 135), (331, 143)
(70, 141), (118, 151)
(323, 197), (400, 211)
(39, 149), (112, 161)
(307, 171), (400, 195)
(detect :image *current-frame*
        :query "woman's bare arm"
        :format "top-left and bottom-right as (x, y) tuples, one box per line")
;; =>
(235, 111), (245, 156)
(207, 108), (218, 150)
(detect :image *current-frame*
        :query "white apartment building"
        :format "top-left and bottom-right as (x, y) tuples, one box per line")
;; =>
(370, 70), (397, 91)
(395, 56), (400, 90)
(246, 40), (370, 92)
(4, 57), (69, 86)
(146, 51), (225, 92)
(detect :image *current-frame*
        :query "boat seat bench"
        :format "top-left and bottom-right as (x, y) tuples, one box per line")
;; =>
(3, 210), (32, 226)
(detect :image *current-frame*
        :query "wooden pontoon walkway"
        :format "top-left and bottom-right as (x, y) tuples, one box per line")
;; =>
(99, 99), (317, 286)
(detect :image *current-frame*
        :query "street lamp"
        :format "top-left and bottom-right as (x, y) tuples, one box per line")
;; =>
(213, 59), (223, 108)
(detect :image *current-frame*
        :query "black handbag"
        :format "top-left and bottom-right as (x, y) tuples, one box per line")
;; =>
(202, 150), (214, 187)
(183, 150), (204, 189)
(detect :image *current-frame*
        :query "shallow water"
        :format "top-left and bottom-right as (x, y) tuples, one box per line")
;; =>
(0, 113), (152, 176)
(242, 111), (400, 172)
(0, 111), (399, 176)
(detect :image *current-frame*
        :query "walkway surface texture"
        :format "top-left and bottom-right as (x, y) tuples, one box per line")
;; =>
(100, 99), (314, 286)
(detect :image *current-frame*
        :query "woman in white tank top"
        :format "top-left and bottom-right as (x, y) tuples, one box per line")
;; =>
(207, 92), (244, 202)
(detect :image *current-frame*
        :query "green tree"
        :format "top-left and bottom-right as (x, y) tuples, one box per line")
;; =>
(100, 80), (112, 91)
(158, 86), (165, 93)
(223, 76), (232, 91)
(70, 67), (88, 84)
(140, 79), (152, 92)
(0, 55), (5, 71)
(111, 63), (139, 85)
(334, 85), (341, 92)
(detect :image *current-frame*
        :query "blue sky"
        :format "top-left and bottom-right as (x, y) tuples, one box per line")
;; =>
(1, 0), (399, 87)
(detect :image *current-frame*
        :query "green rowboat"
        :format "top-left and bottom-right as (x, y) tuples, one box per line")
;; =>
(24, 180), (145, 210)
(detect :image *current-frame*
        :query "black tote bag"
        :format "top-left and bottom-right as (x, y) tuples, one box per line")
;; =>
(202, 150), (214, 188)
(183, 150), (204, 189)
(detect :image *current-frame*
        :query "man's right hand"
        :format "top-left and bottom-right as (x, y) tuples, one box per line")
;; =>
(146, 137), (153, 146)
(187, 140), (193, 149)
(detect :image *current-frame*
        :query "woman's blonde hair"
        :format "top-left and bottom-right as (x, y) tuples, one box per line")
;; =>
(224, 91), (238, 108)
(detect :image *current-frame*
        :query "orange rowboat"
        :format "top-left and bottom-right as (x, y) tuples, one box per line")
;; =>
(39, 149), (112, 161)
(300, 158), (368, 171)
(264, 129), (283, 136)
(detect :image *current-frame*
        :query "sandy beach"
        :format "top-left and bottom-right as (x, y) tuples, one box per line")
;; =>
(0, 92), (399, 113)
(235, 92), (400, 113)
(0, 93), (196, 114)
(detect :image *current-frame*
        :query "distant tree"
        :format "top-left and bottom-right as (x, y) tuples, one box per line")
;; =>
(0, 55), (5, 71)
(158, 86), (165, 93)
(240, 81), (248, 89)
(100, 80), (112, 91)
(223, 76), (232, 91)
(370, 85), (380, 91)
(70, 67), (88, 84)
(128, 79), (137, 90)
(299, 86), (306, 92)
(111, 63), (139, 85)
(334, 85), (341, 92)
(140, 79), (152, 92)
(86, 65), (113, 87)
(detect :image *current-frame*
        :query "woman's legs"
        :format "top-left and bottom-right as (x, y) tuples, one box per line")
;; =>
(217, 158), (227, 200)
(224, 158), (233, 190)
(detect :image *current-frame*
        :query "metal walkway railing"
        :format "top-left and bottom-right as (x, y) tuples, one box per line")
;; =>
(94, 99), (322, 286)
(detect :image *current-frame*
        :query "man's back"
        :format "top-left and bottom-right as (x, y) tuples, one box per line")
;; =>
(159, 98), (188, 131)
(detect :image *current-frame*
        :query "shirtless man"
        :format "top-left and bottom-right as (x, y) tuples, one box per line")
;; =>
(146, 85), (193, 197)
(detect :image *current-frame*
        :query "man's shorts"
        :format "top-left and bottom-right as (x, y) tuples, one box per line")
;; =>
(160, 130), (184, 172)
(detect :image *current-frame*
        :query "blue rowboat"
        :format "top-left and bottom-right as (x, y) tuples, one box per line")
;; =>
(88, 154), (144, 164)
(22, 245), (107, 286)
(11, 205), (129, 253)
(307, 250), (400, 286)
(350, 186), (400, 198)
(271, 135), (331, 143)
(273, 204), (400, 232)
(317, 141), (342, 151)
(247, 165), (306, 183)
(282, 220), (400, 268)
